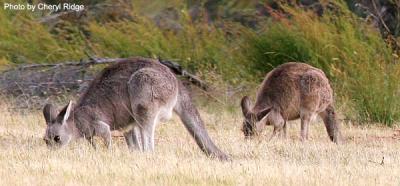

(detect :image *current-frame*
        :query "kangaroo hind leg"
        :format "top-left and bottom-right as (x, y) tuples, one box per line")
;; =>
(127, 68), (177, 153)
(131, 103), (159, 152)
(300, 111), (317, 141)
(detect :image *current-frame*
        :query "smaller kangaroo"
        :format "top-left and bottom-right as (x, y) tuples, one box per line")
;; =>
(240, 62), (341, 143)
(42, 57), (229, 160)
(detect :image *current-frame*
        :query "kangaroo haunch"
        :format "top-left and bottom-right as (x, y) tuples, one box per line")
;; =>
(240, 62), (341, 143)
(42, 57), (229, 160)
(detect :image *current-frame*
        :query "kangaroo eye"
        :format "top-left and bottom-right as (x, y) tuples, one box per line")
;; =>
(54, 136), (60, 142)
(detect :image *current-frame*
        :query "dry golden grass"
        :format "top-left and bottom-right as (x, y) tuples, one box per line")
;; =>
(0, 102), (399, 186)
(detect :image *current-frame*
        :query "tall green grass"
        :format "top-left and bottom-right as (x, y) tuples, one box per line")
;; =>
(87, 11), (250, 84)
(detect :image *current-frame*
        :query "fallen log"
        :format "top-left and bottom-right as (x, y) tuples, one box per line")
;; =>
(6, 57), (208, 91)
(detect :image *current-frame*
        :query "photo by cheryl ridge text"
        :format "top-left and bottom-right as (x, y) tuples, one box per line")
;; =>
(3, 2), (84, 12)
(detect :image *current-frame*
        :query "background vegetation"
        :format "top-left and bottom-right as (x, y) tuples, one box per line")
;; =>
(1, 0), (400, 126)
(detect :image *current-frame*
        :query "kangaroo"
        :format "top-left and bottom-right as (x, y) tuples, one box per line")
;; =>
(42, 57), (229, 160)
(240, 62), (341, 143)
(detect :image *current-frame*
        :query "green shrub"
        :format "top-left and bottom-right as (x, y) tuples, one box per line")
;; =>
(243, 22), (313, 78)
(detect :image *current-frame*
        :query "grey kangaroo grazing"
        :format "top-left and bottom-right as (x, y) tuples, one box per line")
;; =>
(240, 62), (341, 143)
(42, 57), (229, 160)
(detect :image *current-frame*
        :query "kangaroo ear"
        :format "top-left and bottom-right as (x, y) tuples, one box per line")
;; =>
(256, 107), (271, 121)
(56, 101), (73, 124)
(43, 104), (57, 125)
(240, 96), (252, 116)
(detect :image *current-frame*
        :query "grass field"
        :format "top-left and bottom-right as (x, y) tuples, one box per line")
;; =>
(0, 102), (400, 186)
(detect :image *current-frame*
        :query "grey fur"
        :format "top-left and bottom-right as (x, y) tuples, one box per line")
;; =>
(42, 57), (229, 160)
(240, 62), (341, 143)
